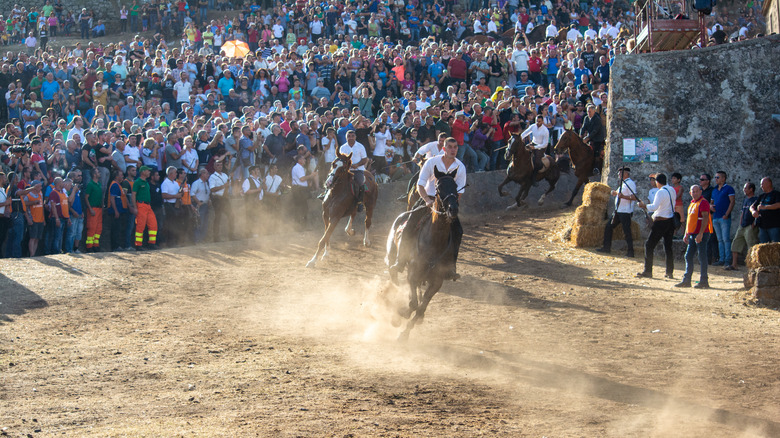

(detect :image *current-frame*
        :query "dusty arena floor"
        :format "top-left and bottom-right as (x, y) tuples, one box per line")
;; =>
(1, 211), (779, 437)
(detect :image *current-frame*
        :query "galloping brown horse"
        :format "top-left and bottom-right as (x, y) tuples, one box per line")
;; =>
(498, 135), (569, 208)
(306, 150), (378, 268)
(554, 130), (597, 207)
(386, 168), (460, 341)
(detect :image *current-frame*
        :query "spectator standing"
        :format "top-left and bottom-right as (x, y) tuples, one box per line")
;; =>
(597, 167), (637, 257)
(47, 177), (69, 255)
(676, 185), (714, 289)
(209, 159), (235, 241)
(750, 177), (780, 243)
(161, 166), (182, 247)
(133, 166), (158, 250)
(108, 170), (129, 251)
(726, 182), (759, 271)
(710, 171), (736, 266)
(242, 165), (264, 237)
(636, 173), (676, 279)
(190, 168), (211, 244)
(83, 168), (103, 252)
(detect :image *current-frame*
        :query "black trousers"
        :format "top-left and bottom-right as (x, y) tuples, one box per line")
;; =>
(603, 212), (633, 252)
(211, 196), (235, 240)
(644, 218), (675, 276)
(163, 203), (179, 246)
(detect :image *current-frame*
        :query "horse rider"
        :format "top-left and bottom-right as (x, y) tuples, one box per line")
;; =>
(415, 137), (467, 279)
(338, 130), (368, 212)
(399, 132), (448, 201)
(520, 114), (550, 178)
(579, 103), (606, 173)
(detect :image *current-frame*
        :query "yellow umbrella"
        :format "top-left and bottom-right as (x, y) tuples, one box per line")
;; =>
(221, 40), (250, 58)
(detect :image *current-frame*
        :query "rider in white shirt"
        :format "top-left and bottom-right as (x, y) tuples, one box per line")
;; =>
(338, 130), (368, 212)
(521, 115), (550, 177)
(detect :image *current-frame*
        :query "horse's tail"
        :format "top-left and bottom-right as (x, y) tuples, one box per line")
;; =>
(556, 155), (571, 174)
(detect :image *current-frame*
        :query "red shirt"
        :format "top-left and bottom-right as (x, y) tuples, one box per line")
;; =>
(528, 57), (542, 73)
(451, 119), (470, 146)
(447, 58), (467, 80)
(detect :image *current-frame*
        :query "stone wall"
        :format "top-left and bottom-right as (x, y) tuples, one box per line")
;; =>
(0, 0), (122, 24)
(604, 35), (780, 232)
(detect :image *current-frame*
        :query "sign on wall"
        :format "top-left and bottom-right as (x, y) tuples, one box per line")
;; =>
(623, 137), (659, 162)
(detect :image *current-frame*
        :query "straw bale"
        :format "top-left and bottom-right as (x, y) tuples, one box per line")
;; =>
(751, 286), (780, 303)
(614, 220), (641, 241)
(573, 205), (606, 226)
(571, 223), (603, 248)
(746, 243), (780, 270)
(582, 183), (612, 208)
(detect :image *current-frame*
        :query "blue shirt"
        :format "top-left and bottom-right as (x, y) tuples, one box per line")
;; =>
(41, 80), (60, 100)
(711, 184), (735, 218)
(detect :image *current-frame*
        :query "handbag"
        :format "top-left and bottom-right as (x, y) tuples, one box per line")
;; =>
(663, 187), (681, 229)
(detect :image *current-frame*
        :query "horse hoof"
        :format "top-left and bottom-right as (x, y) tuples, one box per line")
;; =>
(506, 204), (519, 210)
(537, 199), (545, 206)
(397, 306), (412, 319)
(397, 331), (410, 342)
(499, 191), (508, 197)
(346, 229), (356, 237)
(305, 259), (316, 268)
(364, 239), (372, 247)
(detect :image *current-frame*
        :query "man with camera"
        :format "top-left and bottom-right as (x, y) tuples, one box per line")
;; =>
(636, 173), (676, 280)
(597, 166), (637, 257)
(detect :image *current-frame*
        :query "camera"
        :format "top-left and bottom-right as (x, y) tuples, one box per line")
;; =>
(9, 145), (31, 154)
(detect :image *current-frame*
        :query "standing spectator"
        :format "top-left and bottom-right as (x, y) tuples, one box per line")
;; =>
(209, 159), (235, 241)
(161, 166), (182, 247)
(64, 170), (84, 254)
(78, 8), (90, 40)
(598, 167), (637, 257)
(133, 166), (158, 250)
(242, 165), (263, 237)
(47, 177), (69, 255)
(750, 177), (780, 243)
(710, 171), (736, 266)
(190, 168), (211, 244)
(290, 154), (316, 228)
(676, 185), (713, 289)
(120, 4), (128, 33)
(108, 170), (130, 251)
(23, 180), (45, 257)
(699, 173), (717, 264)
(636, 173), (676, 279)
(726, 182), (759, 271)
(83, 168), (103, 252)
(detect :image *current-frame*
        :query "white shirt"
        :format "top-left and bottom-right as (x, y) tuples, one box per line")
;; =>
(291, 162), (307, 187)
(339, 142), (368, 171)
(373, 129), (391, 158)
(417, 155), (467, 197)
(191, 178), (210, 203)
(648, 187), (659, 204)
(0, 187), (6, 214)
(511, 48), (529, 72)
(567, 27), (582, 41)
(645, 184), (676, 219)
(310, 20), (323, 34)
(174, 80), (192, 103)
(161, 178), (180, 203)
(265, 174), (283, 194)
(123, 144), (141, 163)
(67, 126), (85, 143)
(415, 141), (445, 160)
(545, 24), (558, 38)
(615, 177), (637, 213)
(321, 137), (337, 163)
(272, 23), (284, 38)
(473, 19), (483, 34)
(242, 176), (264, 200)
(521, 124), (550, 149)
(487, 21), (498, 34)
(584, 28), (597, 40)
(208, 171), (229, 196)
(181, 148), (198, 173)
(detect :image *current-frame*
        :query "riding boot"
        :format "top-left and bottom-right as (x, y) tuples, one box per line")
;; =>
(356, 185), (365, 212)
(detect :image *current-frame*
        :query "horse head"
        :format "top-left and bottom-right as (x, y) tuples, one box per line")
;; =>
(433, 167), (459, 221)
(326, 150), (353, 189)
(554, 129), (578, 154)
(505, 134), (523, 162)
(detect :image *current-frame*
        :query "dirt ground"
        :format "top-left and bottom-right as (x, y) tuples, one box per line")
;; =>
(1, 210), (779, 437)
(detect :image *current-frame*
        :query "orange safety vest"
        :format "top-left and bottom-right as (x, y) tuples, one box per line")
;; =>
(110, 181), (129, 209)
(51, 190), (70, 219)
(23, 191), (45, 223)
(181, 182), (191, 206)
(686, 197), (714, 235)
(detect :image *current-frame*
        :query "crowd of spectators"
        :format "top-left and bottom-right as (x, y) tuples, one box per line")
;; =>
(0, 0), (769, 257)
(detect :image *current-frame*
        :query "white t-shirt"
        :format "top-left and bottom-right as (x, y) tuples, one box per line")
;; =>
(417, 155), (467, 197)
(291, 163), (307, 187)
(161, 178), (180, 203)
(123, 144), (141, 164)
(584, 29), (597, 40)
(615, 178), (638, 213)
(174, 81), (192, 103)
(415, 141), (444, 160)
(242, 176), (264, 200)
(322, 137), (337, 163)
(373, 129), (391, 158)
(567, 27), (582, 41)
(545, 24), (558, 38)
(310, 20), (323, 34)
(272, 24), (284, 38)
(181, 148), (198, 173)
(511, 48), (529, 72)
(339, 142), (368, 171)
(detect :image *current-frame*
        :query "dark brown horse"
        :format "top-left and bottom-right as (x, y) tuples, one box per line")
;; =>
(554, 130), (597, 207)
(386, 168), (460, 341)
(498, 136), (569, 208)
(306, 150), (378, 268)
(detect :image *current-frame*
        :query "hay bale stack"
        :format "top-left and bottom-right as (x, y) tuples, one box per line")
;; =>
(573, 205), (606, 226)
(746, 243), (780, 270)
(571, 223), (604, 248)
(582, 183), (612, 209)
